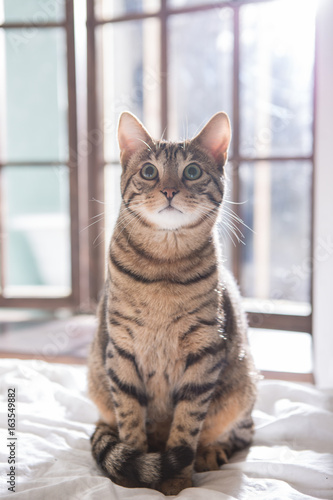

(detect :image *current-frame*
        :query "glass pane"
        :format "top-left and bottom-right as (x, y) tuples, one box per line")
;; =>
(239, 0), (315, 158)
(96, 0), (160, 19)
(100, 19), (161, 163)
(2, 166), (71, 297)
(168, 8), (233, 141)
(1, 0), (65, 23)
(169, 0), (229, 7)
(0, 28), (68, 162)
(239, 161), (312, 304)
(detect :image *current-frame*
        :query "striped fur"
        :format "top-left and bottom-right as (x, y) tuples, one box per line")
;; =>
(88, 112), (258, 495)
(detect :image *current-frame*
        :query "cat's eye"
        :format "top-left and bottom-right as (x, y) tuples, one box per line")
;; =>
(183, 163), (202, 180)
(140, 163), (158, 180)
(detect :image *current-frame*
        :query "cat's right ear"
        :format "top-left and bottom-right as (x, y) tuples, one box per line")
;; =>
(191, 112), (231, 170)
(118, 112), (154, 163)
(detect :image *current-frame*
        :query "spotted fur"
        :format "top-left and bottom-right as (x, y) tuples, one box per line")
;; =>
(88, 111), (257, 495)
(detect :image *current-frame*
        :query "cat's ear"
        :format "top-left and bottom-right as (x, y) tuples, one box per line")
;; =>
(191, 112), (231, 168)
(118, 112), (154, 162)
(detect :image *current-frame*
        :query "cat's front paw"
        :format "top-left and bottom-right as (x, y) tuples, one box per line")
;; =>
(158, 476), (192, 496)
(195, 442), (229, 472)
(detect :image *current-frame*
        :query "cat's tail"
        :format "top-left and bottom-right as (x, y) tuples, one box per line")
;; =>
(91, 422), (194, 488)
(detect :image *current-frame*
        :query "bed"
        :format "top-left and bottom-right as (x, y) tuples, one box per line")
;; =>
(0, 358), (332, 499)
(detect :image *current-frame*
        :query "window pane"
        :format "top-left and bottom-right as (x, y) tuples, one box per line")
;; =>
(239, 0), (315, 158)
(95, 0), (160, 19)
(239, 161), (312, 305)
(1, 0), (65, 23)
(168, 8), (233, 140)
(2, 166), (71, 297)
(169, 0), (229, 7)
(100, 19), (161, 163)
(0, 28), (68, 162)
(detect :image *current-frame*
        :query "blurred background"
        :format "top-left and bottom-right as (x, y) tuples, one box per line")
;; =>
(0, 0), (332, 385)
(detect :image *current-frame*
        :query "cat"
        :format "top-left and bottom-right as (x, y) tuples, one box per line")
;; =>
(88, 111), (257, 495)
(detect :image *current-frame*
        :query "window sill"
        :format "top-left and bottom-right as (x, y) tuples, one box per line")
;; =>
(0, 317), (314, 383)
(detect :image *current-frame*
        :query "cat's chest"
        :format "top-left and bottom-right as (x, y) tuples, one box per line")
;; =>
(137, 331), (183, 418)
(133, 304), (186, 398)
(136, 321), (183, 381)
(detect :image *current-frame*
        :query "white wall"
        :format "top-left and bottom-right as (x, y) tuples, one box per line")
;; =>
(313, 0), (333, 388)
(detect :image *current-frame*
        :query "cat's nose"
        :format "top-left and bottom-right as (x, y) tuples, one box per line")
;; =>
(161, 188), (179, 200)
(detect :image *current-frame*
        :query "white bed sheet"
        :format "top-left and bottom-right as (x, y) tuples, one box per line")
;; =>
(0, 359), (332, 500)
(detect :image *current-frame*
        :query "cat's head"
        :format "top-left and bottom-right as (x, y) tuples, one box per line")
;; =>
(118, 112), (231, 231)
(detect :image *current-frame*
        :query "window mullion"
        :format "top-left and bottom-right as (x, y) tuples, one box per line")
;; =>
(231, 5), (241, 284)
(161, 0), (168, 136)
(66, 0), (80, 307)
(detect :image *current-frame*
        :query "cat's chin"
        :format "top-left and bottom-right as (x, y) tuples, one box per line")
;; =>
(143, 208), (198, 231)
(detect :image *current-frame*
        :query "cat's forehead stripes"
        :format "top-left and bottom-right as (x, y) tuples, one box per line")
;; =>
(151, 141), (223, 176)
(153, 142), (189, 162)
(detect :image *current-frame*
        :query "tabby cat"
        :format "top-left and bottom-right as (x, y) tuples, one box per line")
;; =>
(88, 111), (257, 495)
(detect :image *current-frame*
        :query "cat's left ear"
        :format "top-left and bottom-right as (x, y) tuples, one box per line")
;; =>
(191, 112), (231, 170)
(118, 111), (154, 164)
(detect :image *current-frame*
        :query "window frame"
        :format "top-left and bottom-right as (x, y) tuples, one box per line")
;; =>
(86, 0), (314, 333)
(0, 0), (80, 309)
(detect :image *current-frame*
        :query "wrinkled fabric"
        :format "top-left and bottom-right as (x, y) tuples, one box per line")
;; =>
(0, 359), (332, 499)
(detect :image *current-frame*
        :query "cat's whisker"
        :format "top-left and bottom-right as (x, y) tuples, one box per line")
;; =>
(159, 126), (167, 144)
(196, 209), (219, 225)
(114, 209), (146, 241)
(93, 227), (105, 247)
(124, 200), (148, 207)
(224, 198), (247, 206)
(223, 220), (245, 245)
(118, 203), (151, 217)
(218, 225), (231, 251)
(221, 205), (254, 234)
(222, 215), (245, 239)
(91, 197), (112, 206)
(137, 138), (152, 152)
(112, 210), (135, 231)
(220, 230), (230, 253)
(195, 204), (219, 216)
(221, 205), (245, 222)
(222, 204), (249, 222)
(195, 206), (221, 221)
(90, 211), (106, 219)
(80, 215), (105, 233)
(220, 224), (238, 247)
(118, 204), (148, 221)
(116, 212), (139, 231)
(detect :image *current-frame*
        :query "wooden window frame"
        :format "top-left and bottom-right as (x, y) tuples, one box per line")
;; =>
(86, 0), (314, 333)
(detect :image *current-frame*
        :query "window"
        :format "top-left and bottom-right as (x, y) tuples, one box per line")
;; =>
(87, 0), (315, 333)
(0, 0), (315, 335)
(0, 0), (79, 308)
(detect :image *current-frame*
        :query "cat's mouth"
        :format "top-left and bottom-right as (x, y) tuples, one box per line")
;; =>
(158, 205), (183, 214)
(145, 203), (195, 230)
